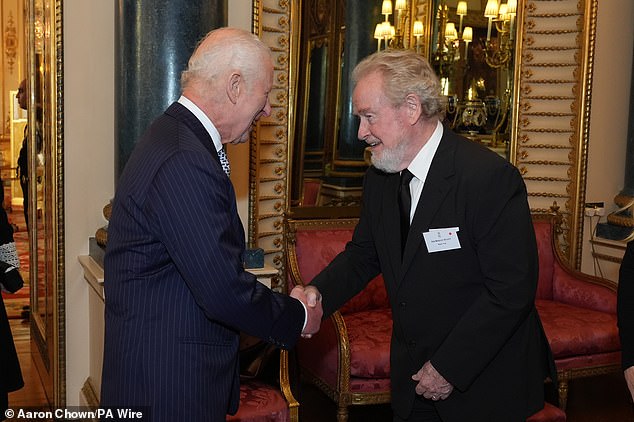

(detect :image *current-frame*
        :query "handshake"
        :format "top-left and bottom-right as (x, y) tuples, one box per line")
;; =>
(290, 285), (323, 338)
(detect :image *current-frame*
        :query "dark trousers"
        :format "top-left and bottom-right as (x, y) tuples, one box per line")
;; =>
(0, 391), (7, 421)
(394, 396), (442, 422)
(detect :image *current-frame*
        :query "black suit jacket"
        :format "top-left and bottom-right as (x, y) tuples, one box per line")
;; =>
(312, 128), (554, 421)
(618, 241), (634, 370)
(101, 102), (305, 422)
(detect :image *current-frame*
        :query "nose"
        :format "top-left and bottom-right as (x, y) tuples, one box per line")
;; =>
(357, 119), (370, 142)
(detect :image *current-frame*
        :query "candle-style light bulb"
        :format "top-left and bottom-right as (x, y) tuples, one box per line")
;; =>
(507, 0), (517, 40)
(457, 1), (468, 35)
(395, 0), (407, 10)
(445, 22), (457, 41)
(382, 0), (393, 21)
(462, 26), (473, 63)
(484, 0), (499, 41)
(374, 23), (383, 51)
(413, 20), (424, 53)
(498, 4), (508, 22)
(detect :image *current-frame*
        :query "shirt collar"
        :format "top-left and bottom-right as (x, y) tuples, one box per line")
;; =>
(177, 95), (223, 153)
(407, 120), (443, 180)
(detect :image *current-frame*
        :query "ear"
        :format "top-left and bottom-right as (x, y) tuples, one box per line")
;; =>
(226, 72), (242, 105)
(404, 94), (422, 125)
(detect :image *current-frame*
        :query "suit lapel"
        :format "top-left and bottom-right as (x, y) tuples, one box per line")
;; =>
(165, 102), (218, 161)
(401, 132), (456, 273)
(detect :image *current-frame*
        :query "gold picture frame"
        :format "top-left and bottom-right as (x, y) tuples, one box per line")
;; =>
(26, 0), (65, 406)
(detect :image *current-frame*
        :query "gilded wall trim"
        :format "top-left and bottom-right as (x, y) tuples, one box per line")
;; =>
(512, 0), (597, 266)
(251, 0), (298, 290)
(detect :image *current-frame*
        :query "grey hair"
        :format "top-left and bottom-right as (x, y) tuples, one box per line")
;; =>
(352, 49), (446, 120)
(181, 27), (272, 92)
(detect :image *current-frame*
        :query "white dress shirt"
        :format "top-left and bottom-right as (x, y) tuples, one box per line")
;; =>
(403, 120), (444, 224)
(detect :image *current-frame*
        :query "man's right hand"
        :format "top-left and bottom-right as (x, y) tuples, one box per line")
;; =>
(290, 285), (323, 338)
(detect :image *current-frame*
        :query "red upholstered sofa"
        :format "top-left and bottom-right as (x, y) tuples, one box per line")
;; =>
(285, 213), (615, 419)
(286, 217), (391, 421)
(532, 213), (621, 409)
(526, 402), (566, 422)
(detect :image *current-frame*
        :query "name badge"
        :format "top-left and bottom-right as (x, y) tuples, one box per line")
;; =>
(423, 227), (461, 253)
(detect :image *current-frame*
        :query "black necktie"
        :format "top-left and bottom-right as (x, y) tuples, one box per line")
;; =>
(399, 169), (414, 254)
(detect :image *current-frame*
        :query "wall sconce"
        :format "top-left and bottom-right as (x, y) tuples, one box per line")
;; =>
(432, 1), (469, 78)
(374, 0), (424, 52)
(482, 0), (517, 68)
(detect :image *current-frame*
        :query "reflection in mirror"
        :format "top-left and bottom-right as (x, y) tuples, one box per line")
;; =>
(290, 0), (518, 212)
(291, 0), (378, 209)
(26, 0), (64, 405)
(430, 0), (517, 158)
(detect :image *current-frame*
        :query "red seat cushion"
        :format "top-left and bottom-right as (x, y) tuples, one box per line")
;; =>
(526, 402), (566, 422)
(346, 308), (393, 378)
(227, 380), (289, 422)
(536, 299), (620, 359)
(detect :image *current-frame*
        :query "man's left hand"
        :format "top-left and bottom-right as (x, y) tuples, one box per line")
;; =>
(411, 360), (454, 401)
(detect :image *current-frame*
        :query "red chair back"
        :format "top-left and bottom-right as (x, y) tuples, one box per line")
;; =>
(287, 218), (389, 314)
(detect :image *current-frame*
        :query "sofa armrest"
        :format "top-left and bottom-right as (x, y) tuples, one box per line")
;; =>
(552, 263), (617, 314)
(297, 310), (351, 390)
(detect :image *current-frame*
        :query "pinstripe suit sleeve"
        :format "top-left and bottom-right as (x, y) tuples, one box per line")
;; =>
(144, 148), (304, 347)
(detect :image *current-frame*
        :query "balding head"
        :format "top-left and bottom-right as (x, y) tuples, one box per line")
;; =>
(181, 27), (273, 96)
(180, 27), (274, 145)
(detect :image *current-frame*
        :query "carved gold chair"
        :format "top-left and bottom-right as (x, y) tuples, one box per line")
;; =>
(285, 217), (391, 422)
(227, 349), (298, 422)
(300, 178), (323, 207)
(532, 212), (621, 409)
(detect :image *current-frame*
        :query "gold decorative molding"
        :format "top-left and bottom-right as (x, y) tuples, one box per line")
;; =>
(251, 0), (297, 290)
(4, 12), (17, 74)
(591, 252), (625, 265)
(607, 214), (634, 228)
(81, 377), (100, 409)
(524, 176), (571, 182)
(521, 144), (573, 149)
(512, 0), (597, 266)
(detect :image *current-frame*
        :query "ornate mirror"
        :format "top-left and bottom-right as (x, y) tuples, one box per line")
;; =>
(428, 0), (517, 159)
(251, 0), (597, 282)
(26, 0), (65, 406)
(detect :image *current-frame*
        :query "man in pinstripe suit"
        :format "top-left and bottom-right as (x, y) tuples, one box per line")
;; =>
(100, 27), (322, 421)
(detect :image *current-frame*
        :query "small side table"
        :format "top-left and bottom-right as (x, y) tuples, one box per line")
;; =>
(245, 264), (279, 289)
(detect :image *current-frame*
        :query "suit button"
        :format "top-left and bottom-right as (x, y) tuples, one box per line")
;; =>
(408, 340), (416, 347)
(399, 302), (406, 308)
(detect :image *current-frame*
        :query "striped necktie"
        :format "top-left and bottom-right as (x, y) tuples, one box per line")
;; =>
(218, 147), (230, 176)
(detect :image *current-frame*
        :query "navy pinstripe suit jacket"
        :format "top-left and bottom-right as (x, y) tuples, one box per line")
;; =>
(100, 102), (304, 421)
